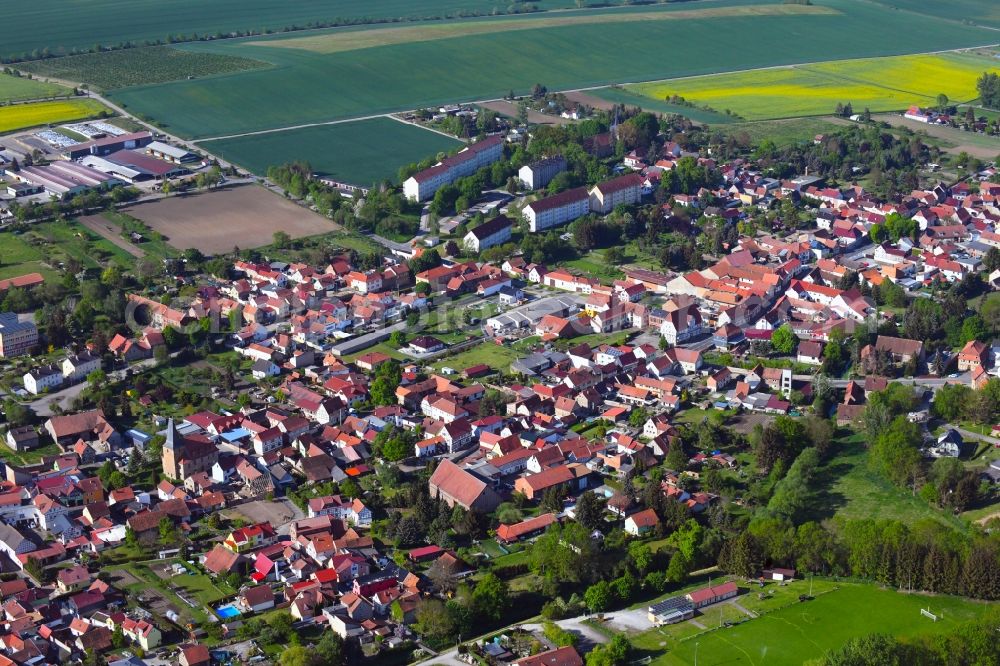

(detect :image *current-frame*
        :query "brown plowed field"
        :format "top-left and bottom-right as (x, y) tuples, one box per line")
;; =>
(121, 185), (334, 253)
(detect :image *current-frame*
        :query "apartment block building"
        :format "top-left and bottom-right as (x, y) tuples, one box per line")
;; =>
(403, 136), (504, 202)
(0, 312), (38, 357)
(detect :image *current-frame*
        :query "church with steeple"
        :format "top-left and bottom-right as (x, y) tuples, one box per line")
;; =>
(161, 418), (219, 481)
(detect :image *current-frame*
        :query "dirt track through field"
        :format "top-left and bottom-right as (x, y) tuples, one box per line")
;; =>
(79, 213), (146, 258)
(120, 184), (336, 254)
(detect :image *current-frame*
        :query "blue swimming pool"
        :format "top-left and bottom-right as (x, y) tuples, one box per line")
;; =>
(216, 604), (241, 619)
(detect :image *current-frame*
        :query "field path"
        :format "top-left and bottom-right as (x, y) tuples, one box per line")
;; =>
(79, 213), (145, 258)
(194, 111), (391, 143)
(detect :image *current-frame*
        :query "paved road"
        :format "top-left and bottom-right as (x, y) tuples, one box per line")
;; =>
(25, 356), (161, 417)
(955, 427), (1000, 447)
(726, 366), (969, 392)
(365, 232), (413, 256)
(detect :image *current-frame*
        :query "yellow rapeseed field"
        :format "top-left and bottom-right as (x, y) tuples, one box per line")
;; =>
(629, 53), (999, 121)
(0, 98), (107, 134)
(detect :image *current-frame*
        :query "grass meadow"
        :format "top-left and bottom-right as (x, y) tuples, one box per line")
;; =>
(628, 53), (999, 121)
(430, 341), (519, 373)
(0, 73), (69, 103)
(0, 98), (107, 133)
(107, 0), (997, 139)
(649, 583), (992, 666)
(717, 118), (844, 147)
(200, 117), (462, 183)
(805, 434), (966, 530)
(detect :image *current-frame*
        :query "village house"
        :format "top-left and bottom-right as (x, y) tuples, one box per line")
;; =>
(428, 460), (501, 513)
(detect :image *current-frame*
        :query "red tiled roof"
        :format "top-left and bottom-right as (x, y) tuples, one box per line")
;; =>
(496, 513), (556, 542)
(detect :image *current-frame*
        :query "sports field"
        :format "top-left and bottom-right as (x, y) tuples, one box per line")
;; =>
(627, 52), (1000, 121)
(200, 117), (462, 183)
(18, 46), (269, 91)
(107, 0), (997, 140)
(0, 98), (108, 134)
(0, 73), (69, 103)
(1, 0), (573, 61)
(643, 583), (991, 666)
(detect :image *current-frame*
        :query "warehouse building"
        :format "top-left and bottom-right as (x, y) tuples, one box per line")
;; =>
(146, 141), (202, 165)
(63, 131), (152, 159)
(79, 155), (145, 184)
(105, 150), (189, 181)
(6, 162), (123, 199)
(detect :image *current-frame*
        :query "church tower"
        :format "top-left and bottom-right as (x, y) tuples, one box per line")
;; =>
(161, 418), (180, 479)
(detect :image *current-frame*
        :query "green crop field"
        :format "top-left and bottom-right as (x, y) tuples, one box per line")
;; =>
(628, 52), (1000, 121)
(0, 73), (69, 103)
(106, 0), (997, 140)
(648, 583), (992, 665)
(18, 46), (269, 91)
(200, 117), (462, 183)
(588, 87), (738, 124)
(871, 0), (1000, 29)
(0, 0), (579, 61)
